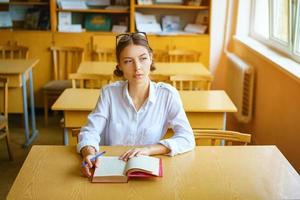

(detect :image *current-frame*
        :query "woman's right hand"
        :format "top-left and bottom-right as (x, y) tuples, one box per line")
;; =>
(80, 145), (99, 178)
(81, 154), (100, 177)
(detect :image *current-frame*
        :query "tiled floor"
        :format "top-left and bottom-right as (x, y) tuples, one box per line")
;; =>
(0, 112), (63, 199)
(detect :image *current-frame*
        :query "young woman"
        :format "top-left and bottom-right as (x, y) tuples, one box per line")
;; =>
(78, 32), (195, 177)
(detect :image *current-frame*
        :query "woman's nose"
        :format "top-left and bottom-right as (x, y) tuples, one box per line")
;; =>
(135, 62), (141, 70)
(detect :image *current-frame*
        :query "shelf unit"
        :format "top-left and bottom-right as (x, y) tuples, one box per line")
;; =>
(130, 0), (210, 33)
(50, 0), (130, 32)
(0, 0), (50, 31)
(49, 0), (210, 34)
(1, 0), (210, 33)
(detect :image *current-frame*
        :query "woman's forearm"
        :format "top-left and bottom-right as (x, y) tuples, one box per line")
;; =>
(147, 144), (170, 155)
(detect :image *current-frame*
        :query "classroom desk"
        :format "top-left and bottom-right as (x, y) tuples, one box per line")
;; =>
(52, 89), (237, 145)
(77, 61), (212, 77)
(7, 145), (300, 199)
(0, 59), (39, 147)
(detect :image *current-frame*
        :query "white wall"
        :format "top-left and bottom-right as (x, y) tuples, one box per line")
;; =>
(209, 0), (228, 89)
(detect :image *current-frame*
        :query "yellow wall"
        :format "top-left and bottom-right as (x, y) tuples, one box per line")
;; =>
(223, 40), (300, 172)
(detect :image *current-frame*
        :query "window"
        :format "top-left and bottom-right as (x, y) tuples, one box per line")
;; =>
(295, 1), (300, 56)
(252, 0), (269, 39)
(251, 0), (300, 62)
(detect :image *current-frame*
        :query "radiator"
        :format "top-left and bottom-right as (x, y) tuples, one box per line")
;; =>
(226, 53), (254, 123)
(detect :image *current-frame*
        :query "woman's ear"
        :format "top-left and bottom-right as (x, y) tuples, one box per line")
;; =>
(117, 64), (122, 71)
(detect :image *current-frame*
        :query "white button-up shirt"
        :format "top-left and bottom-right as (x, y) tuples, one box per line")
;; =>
(77, 81), (195, 156)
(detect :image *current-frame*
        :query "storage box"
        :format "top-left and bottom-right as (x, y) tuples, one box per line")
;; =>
(85, 14), (111, 31)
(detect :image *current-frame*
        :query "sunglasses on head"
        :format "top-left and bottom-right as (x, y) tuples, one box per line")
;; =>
(116, 32), (149, 47)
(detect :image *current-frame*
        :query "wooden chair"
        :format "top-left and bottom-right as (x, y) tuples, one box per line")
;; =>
(92, 48), (115, 61)
(170, 74), (213, 90)
(0, 77), (13, 160)
(68, 73), (112, 89)
(43, 46), (84, 125)
(71, 128), (81, 143)
(0, 45), (29, 59)
(168, 49), (201, 62)
(149, 74), (170, 83)
(193, 129), (251, 146)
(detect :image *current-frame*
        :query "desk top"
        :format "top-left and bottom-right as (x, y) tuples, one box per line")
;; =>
(0, 59), (39, 74)
(77, 61), (212, 76)
(52, 89), (237, 113)
(7, 145), (300, 199)
(180, 90), (237, 112)
(52, 88), (99, 111)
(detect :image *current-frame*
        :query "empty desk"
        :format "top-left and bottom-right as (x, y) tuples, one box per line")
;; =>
(0, 59), (39, 146)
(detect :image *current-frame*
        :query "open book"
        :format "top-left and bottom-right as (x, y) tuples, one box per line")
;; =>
(92, 155), (163, 183)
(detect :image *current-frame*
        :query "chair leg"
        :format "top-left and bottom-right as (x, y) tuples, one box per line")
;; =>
(5, 128), (13, 161)
(44, 92), (48, 125)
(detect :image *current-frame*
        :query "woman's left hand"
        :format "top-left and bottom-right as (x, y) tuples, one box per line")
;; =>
(119, 147), (151, 161)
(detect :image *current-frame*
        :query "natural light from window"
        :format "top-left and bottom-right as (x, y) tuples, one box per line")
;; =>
(251, 0), (300, 63)
(253, 0), (269, 39)
(271, 0), (289, 44)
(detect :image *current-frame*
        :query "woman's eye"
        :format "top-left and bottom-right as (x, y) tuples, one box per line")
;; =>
(141, 57), (148, 61)
(124, 60), (132, 64)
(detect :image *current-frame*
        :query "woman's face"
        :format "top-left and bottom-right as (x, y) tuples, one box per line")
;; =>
(118, 44), (152, 85)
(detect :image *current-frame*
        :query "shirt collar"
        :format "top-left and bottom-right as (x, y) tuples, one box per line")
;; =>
(122, 80), (157, 105)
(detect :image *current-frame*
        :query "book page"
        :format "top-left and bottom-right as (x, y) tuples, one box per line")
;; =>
(125, 156), (160, 176)
(94, 157), (126, 177)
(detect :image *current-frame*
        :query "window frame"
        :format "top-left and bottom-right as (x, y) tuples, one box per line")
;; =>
(250, 0), (300, 63)
(269, 0), (292, 50)
(293, 0), (300, 57)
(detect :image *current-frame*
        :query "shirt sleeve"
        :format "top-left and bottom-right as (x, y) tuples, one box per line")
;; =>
(159, 89), (195, 156)
(76, 88), (110, 153)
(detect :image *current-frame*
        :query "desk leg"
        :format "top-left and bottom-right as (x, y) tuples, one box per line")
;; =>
(64, 128), (69, 145)
(22, 70), (38, 147)
(221, 112), (227, 146)
(223, 112), (227, 130)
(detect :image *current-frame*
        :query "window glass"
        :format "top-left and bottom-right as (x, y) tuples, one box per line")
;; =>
(271, 0), (289, 43)
(253, 0), (269, 38)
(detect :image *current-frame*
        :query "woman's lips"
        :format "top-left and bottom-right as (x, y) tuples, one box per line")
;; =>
(135, 74), (143, 79)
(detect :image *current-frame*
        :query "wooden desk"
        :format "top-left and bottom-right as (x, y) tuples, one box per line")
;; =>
(7, 145), (300, 199)
(52, 89), (237, 145)
(77, 61), (212, 77)
(0, 59), (39, 146)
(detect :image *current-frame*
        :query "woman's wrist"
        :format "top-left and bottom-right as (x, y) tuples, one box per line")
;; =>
(146, 144), (170, 155)
(81, 145), (96, 158)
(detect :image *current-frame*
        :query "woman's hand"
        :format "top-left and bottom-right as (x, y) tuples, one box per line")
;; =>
(80, 146), (99, 178)
(120, 144), (170, 161)
(119, 147), (151, 161)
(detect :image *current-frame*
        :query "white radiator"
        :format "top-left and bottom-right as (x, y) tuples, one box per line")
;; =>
(226, 53), (254, 123)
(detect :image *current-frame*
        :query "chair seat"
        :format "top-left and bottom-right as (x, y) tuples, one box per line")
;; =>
(43, 80), (72, 92)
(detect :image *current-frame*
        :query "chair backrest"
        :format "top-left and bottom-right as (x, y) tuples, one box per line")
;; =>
(153, 49), (169, 62)
(0, 77), (8, 119)
(193, 129), (251, 146)
(168, 49), (201, 62)
(170, 74), (213, 90)
(92, 48), (115, 61)
(149, 74), (170, 83)
(0, 45), (29, 59)
(68, 73), (112, 89)
(50, 46), (84, 81)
